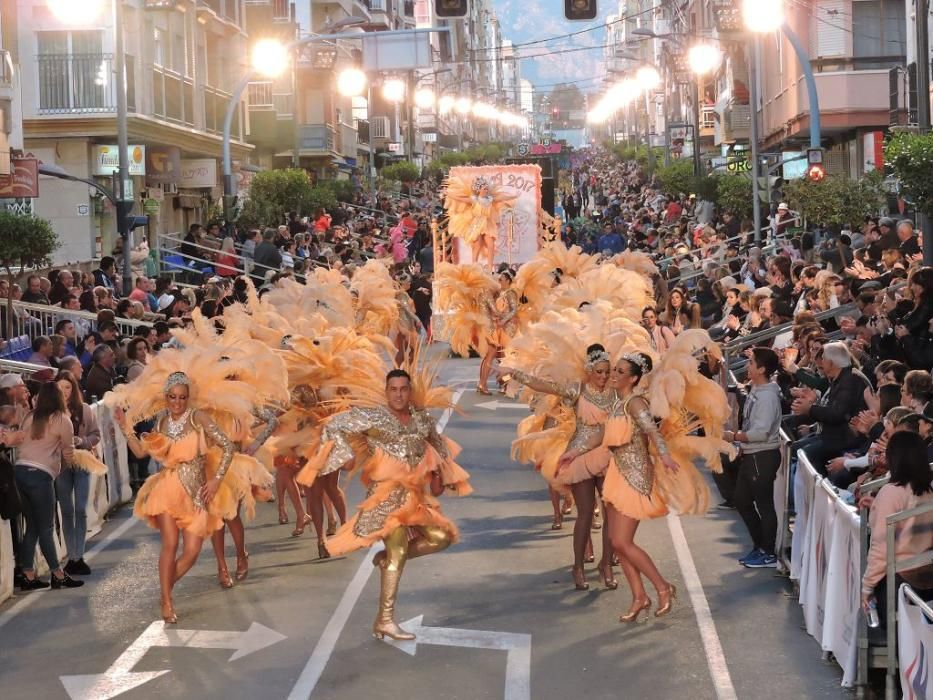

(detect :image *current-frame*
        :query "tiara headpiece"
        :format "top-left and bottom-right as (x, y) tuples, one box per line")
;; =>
(621, 353), (649, 374)
(584, 348), (611, 371)
(472, 176), (490, 194)
(164, 371), (190, 391)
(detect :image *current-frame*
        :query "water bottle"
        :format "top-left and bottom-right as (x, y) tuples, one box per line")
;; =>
(866, 597), (880, 628)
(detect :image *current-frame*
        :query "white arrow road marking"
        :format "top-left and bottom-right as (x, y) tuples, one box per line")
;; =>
(287, 392), (464, 700)
(59, 621), (286, 700)
(475, 400), (527, 411)
(381, 615), (532, 700)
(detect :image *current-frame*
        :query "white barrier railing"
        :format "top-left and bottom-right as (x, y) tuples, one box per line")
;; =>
(0, 402), (132, 606)
(790, 451), (861, 687)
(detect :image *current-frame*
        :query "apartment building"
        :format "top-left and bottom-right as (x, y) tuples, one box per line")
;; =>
(12, 0), (254, 262)
(0, 4), (22, 185)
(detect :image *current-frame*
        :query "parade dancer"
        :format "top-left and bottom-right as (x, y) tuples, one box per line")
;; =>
(298, 366), (471, 641)
(442, 174), (516, 269)
(560, 333), (733, 622)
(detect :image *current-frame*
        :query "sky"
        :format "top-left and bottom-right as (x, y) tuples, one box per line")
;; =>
(491, 0), (616, 97)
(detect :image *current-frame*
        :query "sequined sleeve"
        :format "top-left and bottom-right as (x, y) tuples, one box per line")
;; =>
(498, 289), (519, 324)
(510, 369), (579, 401)
(199, 413), (236, 478)
(424, 415), (450, 462)
(631, 405), (670, 456)
(479, 290), (500, 323)
(250, 406), (280, 450)
(319, 408), (376, 475)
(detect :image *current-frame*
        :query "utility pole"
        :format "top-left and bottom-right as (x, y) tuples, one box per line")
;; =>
(917, 0), (933, 264)
(114, 0), (132, 294)
(749, 35), (763, 243)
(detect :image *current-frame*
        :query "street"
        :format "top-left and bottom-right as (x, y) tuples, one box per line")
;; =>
(0, 357), (850, 700)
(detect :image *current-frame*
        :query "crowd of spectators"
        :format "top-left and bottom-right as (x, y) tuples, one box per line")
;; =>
(0, 148), (928, 623)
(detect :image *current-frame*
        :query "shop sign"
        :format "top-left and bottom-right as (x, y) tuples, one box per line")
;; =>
(0, 157), (39, 198)
(93, 145), (146, 176)
(179, 159), (217, 188)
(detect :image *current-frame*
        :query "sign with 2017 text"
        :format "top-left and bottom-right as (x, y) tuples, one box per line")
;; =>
(448, 164), (542, 266)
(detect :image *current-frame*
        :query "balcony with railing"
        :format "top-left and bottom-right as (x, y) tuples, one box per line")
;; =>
(244, 0), (292, 22)
(37, 53), (136, 115)
(248, 81), (274, 109)
(152, 67), (194, 126)
(700, 105), (716, 137)
(298, 124), (335, 154)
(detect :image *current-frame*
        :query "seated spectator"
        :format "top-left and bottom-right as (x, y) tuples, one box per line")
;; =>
(92, 256), (117, 291)
(48, 269), (73, 306)
(57, 356), (83, 383)
(124, 338), (150, 382)
(860, 431), (933, 623)
(252, 228), (283, 283)
(790, 341), (870, 472)
(54, 319), (79, 357)
(127, 276), (156, 311)
(83, 345), (116, 402)
(21, 275), (50, 305)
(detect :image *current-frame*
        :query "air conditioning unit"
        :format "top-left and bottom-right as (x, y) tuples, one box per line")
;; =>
(371, 116), (391, 139)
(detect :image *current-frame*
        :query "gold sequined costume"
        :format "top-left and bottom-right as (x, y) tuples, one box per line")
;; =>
(299, 404), (471, 556)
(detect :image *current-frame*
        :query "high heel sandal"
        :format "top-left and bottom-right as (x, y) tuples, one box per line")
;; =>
(218, 565), (234, 589)
(550, 515), (562, 530)
(561, 499), (573, 516)
(161, 600), (178, 624)
(571, 565), (590, 591)
(476, 384), (492, 396)
(292, 514), (311, 537)
(326, 520), (337, 537)
(598, 562), (619, 590)
(318, 540), (331, 560)
(235, 552), (249, 581)
(619, 598), (651, 623)
(278, 509), (289, 525)
(655, 584), (677, 618)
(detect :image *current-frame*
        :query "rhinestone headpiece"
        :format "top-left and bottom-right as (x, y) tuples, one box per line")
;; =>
(164, 371), (190, 392)
(584, 349), (611, 371)
(621, 353), (649, 374)
(472, 176), (490, 194)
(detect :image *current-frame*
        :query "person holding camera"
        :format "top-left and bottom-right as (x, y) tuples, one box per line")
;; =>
(724, 347), (784, 569)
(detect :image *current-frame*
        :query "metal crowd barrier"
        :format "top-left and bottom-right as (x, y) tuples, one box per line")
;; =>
(9, 300), (151, 342)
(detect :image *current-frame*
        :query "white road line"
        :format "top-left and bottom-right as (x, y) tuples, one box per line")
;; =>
(0, 514), (139, 632)
(287, 392), (464, 700)
(666, 514), (738, 700)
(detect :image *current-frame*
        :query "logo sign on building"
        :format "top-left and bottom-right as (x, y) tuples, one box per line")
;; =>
(93, 145), (146, 176)
(178, 159), (217, 188)
(0, 157), (40, 198)
(517, 143), (529, 156)
(145, 146), (181, 186)
(388, 143), (401, 153)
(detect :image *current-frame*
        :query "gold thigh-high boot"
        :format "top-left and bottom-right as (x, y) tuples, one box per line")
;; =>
(373, 527), (415, 641)
(407, 526), (452, 560)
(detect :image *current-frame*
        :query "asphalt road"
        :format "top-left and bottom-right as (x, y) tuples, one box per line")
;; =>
(0, 356), (851, 700)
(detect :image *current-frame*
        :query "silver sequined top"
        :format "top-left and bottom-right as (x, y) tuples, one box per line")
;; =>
(319, 405), (448, 476)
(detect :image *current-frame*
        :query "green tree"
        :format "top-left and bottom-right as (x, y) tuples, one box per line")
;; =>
(783, 173), (885, 228)
(885, 132), (933, 218)
(0, 211), (59, 338)
(381, 161), (420, 183)
(237, 169), (336, 229)
(716, 174), (754, 218)
(656, 160), (694, 197)
(317, 179), (355, 203)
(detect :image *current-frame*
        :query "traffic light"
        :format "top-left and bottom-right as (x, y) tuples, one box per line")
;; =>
(115, 200), (148, 237)
(125, 215), (149, 230)
(806, 147), (825, 182)
(435, 0), (468, 17)
(565, 0), (597, 20)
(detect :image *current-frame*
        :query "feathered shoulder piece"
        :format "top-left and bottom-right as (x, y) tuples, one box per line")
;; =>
(352, 260), (400, 337)
(103, 341), (288, 427)
(612, 250), (659, 279)
(434, 262), (500, 357)
(536, 243), (598, 280)
(548, 265), (654, 324)
(282, 327), (387, 410)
